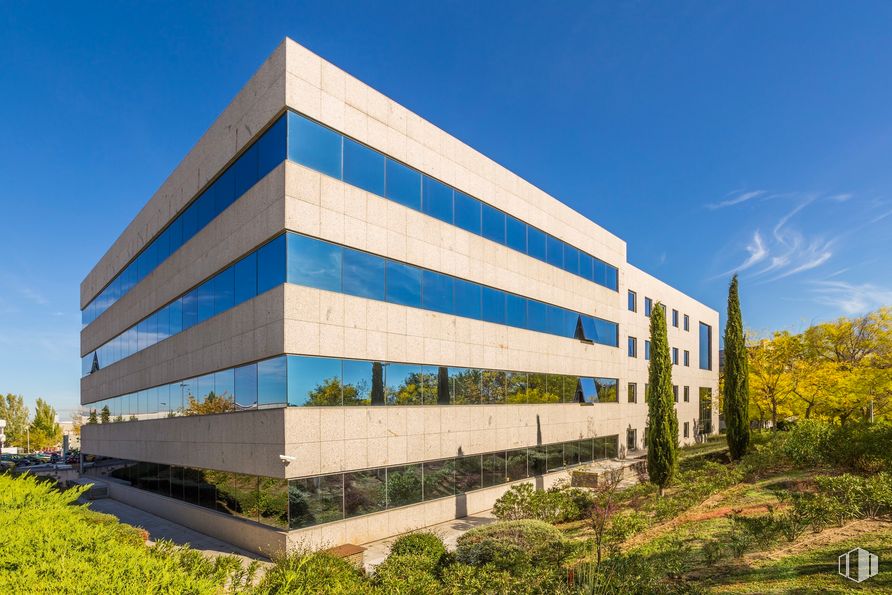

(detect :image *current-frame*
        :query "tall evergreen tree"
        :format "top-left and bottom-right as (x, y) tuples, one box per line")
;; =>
(646, 303), (678, 496)
(723, 274), (750, 459)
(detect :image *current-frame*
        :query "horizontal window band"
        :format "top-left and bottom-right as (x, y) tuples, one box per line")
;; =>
(83, 353), (621, 418)
(82, 231), (619, 378)
(81, 433), (620, 530)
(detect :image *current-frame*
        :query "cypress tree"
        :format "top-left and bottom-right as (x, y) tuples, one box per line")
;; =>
(646, 303), (678, 496)
(723, 274), (750, 459)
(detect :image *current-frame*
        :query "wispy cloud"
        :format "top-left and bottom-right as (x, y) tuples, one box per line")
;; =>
(18, 286), (49, 306)
(712, 192), (847, 283)
(706, 190), (766, 210)
(811, 280), (892, 315)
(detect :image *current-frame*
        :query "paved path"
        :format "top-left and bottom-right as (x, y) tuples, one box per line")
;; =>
(84, 497), (269, 564)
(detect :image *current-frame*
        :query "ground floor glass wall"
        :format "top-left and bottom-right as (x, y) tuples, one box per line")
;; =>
(83, 434), (617, 531)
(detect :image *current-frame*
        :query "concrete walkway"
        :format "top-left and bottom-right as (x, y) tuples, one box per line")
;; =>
(84, 497), (270, 565)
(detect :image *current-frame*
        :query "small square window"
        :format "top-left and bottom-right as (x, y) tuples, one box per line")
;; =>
(684, 350), (690, 367)
(628, 290), (637, 312)
(627, 336), (637, 358)
(673, 385), (679, 402)
(684, 314), (690, 331)
(672, 309), (679, 327)
(684, 422), (690, 438)
(684, 386), (690, 402)
(644, 297), (653, 317)
(627, 382), (637, 404)
(672, 347), (679, 365)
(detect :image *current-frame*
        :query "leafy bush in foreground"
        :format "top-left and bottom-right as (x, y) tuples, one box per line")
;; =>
(0, 473), (251, 594)
(387, 531), (447, 562)
(255, 550), (373, 594)
(491, 482), (592, 523)
(455, 519), (569, 575)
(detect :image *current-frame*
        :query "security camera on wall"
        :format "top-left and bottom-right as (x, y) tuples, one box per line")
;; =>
(279, 454), (296, 465)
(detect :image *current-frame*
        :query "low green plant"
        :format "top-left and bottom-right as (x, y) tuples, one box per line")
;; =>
(256, 550), (373, 594)
(387, 531), (447, 562)
(491, 483), (591, 524)
(0, 474), (250, 594)
(455, 520), (569, 575)
(373, 553), (441, 594)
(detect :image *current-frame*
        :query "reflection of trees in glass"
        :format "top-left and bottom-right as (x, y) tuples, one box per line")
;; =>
(422, 460), (455, 499)
(596, 379), (618, 403)
(481, 370), (506, 404)
(371, 362), (385, 405)
(452, 369), (483, 404)
(385, 465), (422, 507)
(306, 377), (347, 406)
(184, 391), (236, 415)
(258, 478), (289, 528)
(207, 470), (261, 522)
(388, 371), (423, 405)
(527, 373), (560, 404)
(345, 470), (386, 517)
(506, 372), (528, 404)
(288, 476), (344, 529)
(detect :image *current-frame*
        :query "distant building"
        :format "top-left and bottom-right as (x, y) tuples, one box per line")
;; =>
(80, 39), (719, 554)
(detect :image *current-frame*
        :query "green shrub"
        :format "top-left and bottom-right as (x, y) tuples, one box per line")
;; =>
(257, 550), (373, 594)
(782, 420), (835, 467)
(373, 553), (441, 594)
(604, 510), (649, 554)
(491, 483), (590, 524)
(0, 474), (250, 594)
(728, 510), (782, 551)
(701, 539), (727, 565)
(388, 531), (447, 562)
(455, 520), (569, 575)
(439, 563), (516, 594)
(573, 540), (699, 594)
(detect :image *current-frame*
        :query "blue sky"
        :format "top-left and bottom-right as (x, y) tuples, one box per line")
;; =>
(2, 2), (891, 418)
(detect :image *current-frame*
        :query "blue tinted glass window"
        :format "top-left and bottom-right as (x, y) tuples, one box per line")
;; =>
(605, 264), (619, 291)
(169, 298), (182, 335)
(506, 215), (526, 253)
(481, 204), (506, 245)
(288, 112), (342, 179)
(546, 235), (563, 268)
(214, 266), (235, 315)
(343, 359), (377, 406)
(422, 176), (453, 224)
(699, 322), (712, 370)
(233, 143), (259, 198)
(527, 227), (546, 261)
(342, 248), (385, 300)
(579, 252), (594, 282)
(257, 115), (287, 178)
(596, 318), (619, 347)
(482, 287), (505, 325)
(505, 293), (526, 328)
(645, 340), (651, 360)
(214, 167), (237, 214)
(287, 234), (342, 292)
(563, 245), (580, 275)
(181, 290), (197, 330)
(234, 364), (258, 409)
(385, 159), (421, 210)
(181, 203), (198, 247)
(257, 235), (286, 294)
(385, 261), (422, 308)
(233, 252), (258, 306)
(288, 356), (343, 406)
(195, 191), (215, 232)
(386, 364), (423, 405)
(546, 305), (564, 336)
(196, 279), (214, 324)
(343, 138), (385, 196)
(258, 356), (287, 406)
(526, 300), (547, 333)
(454, 192), (481, 235)
(454, 279), (481, 320)
(422, 270), (454, 314)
